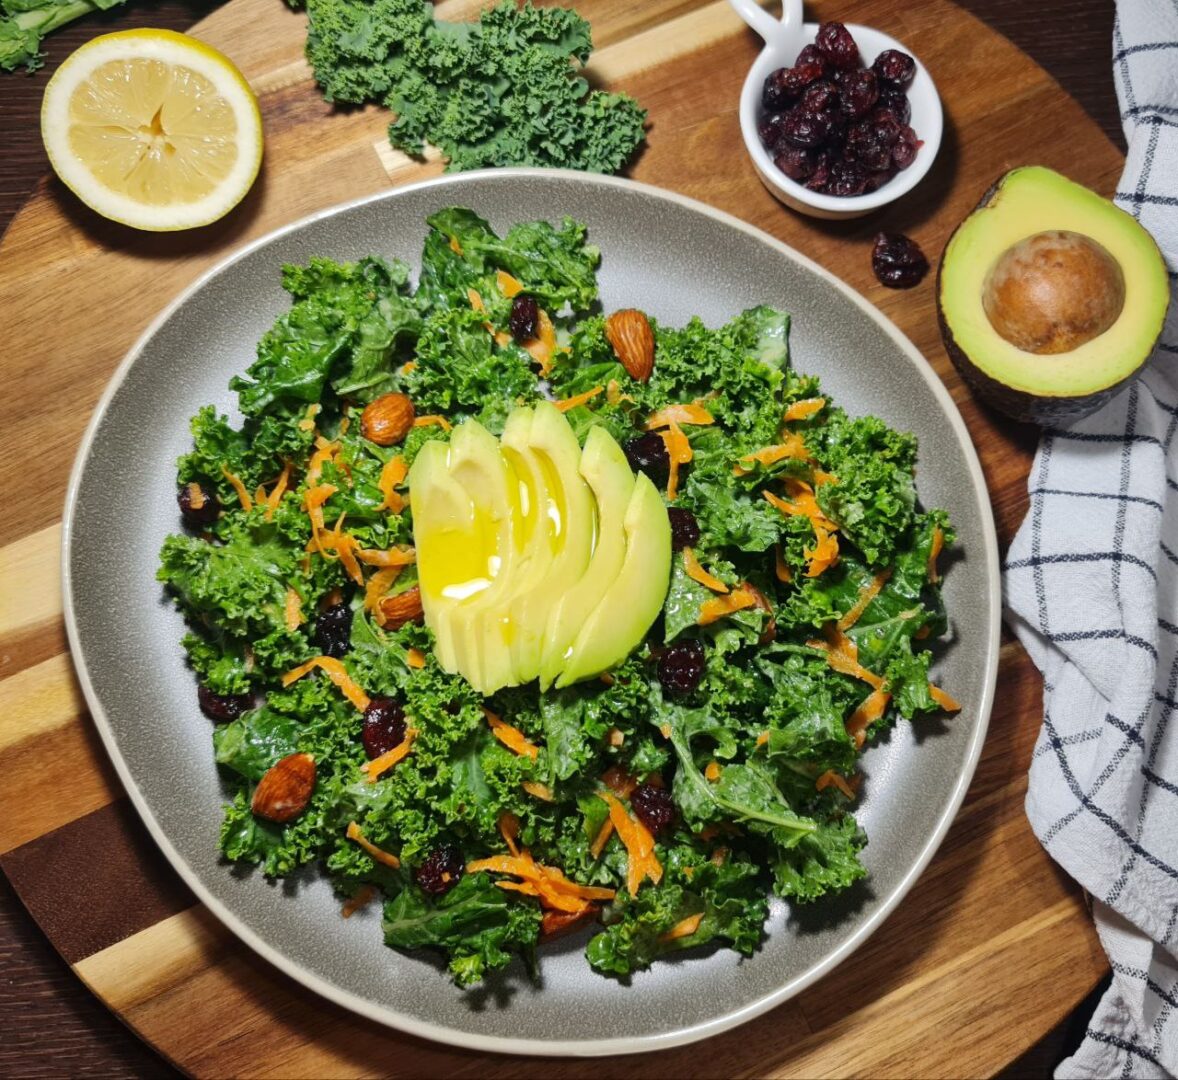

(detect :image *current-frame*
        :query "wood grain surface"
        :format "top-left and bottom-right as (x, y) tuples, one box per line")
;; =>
(0, 0), (1124, 1075)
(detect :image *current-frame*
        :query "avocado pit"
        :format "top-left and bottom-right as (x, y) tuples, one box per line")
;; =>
(981, 230), (1125, 355)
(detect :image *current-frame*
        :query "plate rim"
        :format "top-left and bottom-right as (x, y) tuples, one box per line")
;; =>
(61, 166), (1001, 1058)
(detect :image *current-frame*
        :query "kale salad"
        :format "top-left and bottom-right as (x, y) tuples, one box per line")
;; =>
(158, 207), (959, 986)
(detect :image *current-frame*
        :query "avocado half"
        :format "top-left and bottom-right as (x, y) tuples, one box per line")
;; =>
(937, 166), (1170, 424)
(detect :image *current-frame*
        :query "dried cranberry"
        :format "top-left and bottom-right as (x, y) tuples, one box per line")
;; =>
(417, 845), (464, 896)
(795, 43), (828, 71)
(875, 90), (911, 126)
(846, 117), (899, 171)
(197, 686), (252, 723)
(804, 149), (834, 191)
(815, 22), (860, 70)
(361, 696), (407, 759)
(827, 160), (868, 197)
(872, 232), (930, 289)
(763, 61), (826, 111)
(509, 295), (539, 343)
(872, 48), (916, 89)
(315, 602), (353, 659)
(758, 112), (785, 151)
(177, 482), (219, 528)
(863, 168), (895, 193)
(631, 783), (676, 835)
(780, 108), (833, 149)
(657, 639), (706, 698)
(667, 507), (700, 550)
(774, 144), (817, 182)
(623, 433), (670, 488)
(838, 68), (879, 119)
(891, 125), (920, 169)
(801, 80), (840, 114)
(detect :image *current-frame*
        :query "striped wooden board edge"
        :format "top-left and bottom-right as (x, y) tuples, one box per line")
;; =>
(0, 0), (1120, 1073)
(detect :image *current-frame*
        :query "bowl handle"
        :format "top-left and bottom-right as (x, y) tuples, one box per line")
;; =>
(727, 0), (803, 49)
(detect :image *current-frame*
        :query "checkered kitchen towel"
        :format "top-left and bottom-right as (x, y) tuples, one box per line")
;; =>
(1003, 4), (1178, 1076)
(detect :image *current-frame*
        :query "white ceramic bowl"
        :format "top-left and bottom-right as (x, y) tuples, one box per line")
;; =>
(733, 0), (944, 219)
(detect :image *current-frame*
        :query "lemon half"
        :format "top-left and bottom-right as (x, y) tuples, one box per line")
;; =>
(41, 29), (263, 231)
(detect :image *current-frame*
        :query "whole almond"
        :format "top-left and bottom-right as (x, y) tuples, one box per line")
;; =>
(605, 309), (655, 383)
(379, 585), (424, 630)
(360, 393), (415, 446)
(251, 752), (316, 823)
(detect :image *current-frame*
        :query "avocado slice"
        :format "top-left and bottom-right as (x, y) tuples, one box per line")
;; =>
(556, 471), (671, 689)
(442, 418), (524, 695)
(407, 440), (485, 675)
(938, 166), (1170, 424)
(504, 402), (595, 686)
(539, 424), (636, 690)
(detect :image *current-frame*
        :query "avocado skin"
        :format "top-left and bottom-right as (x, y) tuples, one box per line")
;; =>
(936, 172), (1162, 426)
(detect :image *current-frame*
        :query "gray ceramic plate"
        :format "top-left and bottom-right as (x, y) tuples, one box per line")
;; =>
(63, 169), (1000, 1057)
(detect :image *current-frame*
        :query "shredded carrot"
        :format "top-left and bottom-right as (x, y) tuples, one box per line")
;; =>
(598, 791), (663, 897)
(254, 484), (267, 505)
(467, 852), (616, 912)
(341, 884), (377, 918)
(522, 309), (559, 375)
(413, 414), (452, 431)
(554, 386), (603, 413)
(806, 625), (885, 691)
(364, 566), (401, 613)
(816, 769), (857, 799)
(812, 469), (839, 486)
(361, 728), (419, 782)
(704, 761), (722, 783)
(846, 689), (891, 749)
(405, 647), (427, 670)
(929, 684), (962, 712)
(297, 404), (321, 433)
(449, 234), (463, 256)
(733, 435), (810, 475)
(698, 587), (757, 626)
(264, 460), (292, 521)
(658, 912), (704, 943)
(499, 812), (521, 857)
(606, 379), (634, 406)
(682, 547), (729, 593)
(589, 818), (614, 859)
(755, 731), (770, 748)
(659, 723), (672, 740)
(377, 456), (408, 514)
(220, 465), (253, 512)
(661, 419), (692, 502)
(775, 545), (793, 584)
(763, 483), (839, 578)
(928, 525), (945, 584)
(484, 707), (539, 760)
(399, 361), (416, 375)
(496, 270), (524, 297)
(346, 822), (401, 868)
(837, 570), (892, 631)
(602, 765), (638, 797)
(306, 439), (340, 487)
(355, 546), (416, 568)
(282, 656), (371, 712)
(467, 287), (485, 312)
(284, 588), (303, 632)
(304, 483), (338, 548)
(319, 514), (364, 586)
(783, 397), (826, 422)
(645, 403), (714, 430)
(522, 781), (555, 802)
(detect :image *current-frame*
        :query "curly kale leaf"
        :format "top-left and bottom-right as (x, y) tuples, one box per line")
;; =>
(303, 0), (645, 174)
(587, 851), (766, 976)
(383, 873), (541, 986)
(769, 814), (867, 902)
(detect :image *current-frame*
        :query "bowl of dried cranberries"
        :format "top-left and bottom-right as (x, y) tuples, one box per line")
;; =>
(731, 0), (943, 219)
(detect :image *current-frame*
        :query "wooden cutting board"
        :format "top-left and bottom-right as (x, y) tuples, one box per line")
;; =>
(0, 0), (1118, 1074)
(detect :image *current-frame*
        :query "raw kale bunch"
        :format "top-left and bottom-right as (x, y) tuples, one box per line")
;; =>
(0, 0), (126, 71)
(160, 206), (956, 986)
(299, 0), (646, 172)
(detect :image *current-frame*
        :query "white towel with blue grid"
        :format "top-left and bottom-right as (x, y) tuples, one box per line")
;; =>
(1003, 3), (1178, 1076)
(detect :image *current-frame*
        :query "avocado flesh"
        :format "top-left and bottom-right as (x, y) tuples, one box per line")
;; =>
(407, 440), (485, 676)
(444, 419), (524, 695)
(940, 166), (1169, 414)
(504, 402), (595, 686)
(539, 425), (636, 689)
(556, 472), (672, 689)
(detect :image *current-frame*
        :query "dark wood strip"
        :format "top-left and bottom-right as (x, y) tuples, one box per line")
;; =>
(0, 620), (70, 682)
(1, 798), (195, 965)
